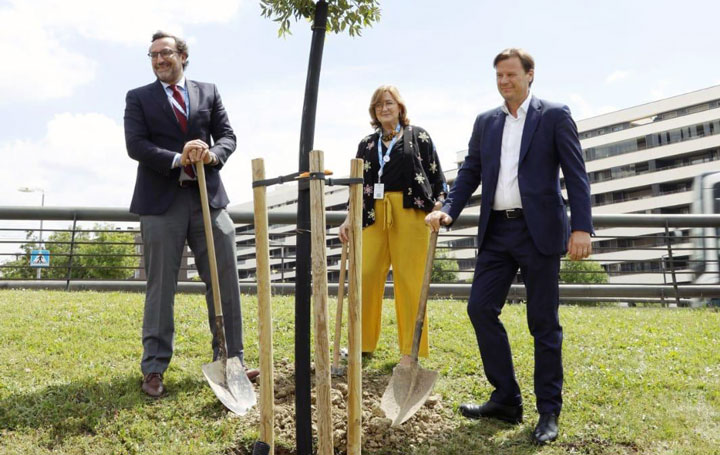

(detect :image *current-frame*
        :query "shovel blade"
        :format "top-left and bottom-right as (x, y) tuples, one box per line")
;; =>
(380, 363), (438, 427)
(202, 357), (256, 415)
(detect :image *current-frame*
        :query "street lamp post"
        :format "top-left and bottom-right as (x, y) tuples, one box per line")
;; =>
(18, 187), (45, 279)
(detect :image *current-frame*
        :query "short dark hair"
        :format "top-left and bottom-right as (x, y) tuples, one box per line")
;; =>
(493, 48), (534, 72)
(151, 30), (189, 69)
(493, 48), (534, 86)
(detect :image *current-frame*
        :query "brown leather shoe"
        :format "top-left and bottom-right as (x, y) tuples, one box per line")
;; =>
(246, 368), (260, 382)
(141, 372), (164, 397)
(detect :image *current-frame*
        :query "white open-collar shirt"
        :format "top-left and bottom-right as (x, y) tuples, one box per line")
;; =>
(493, 93), (532, 210)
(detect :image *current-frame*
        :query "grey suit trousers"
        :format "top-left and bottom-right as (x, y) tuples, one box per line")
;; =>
(139, 186), (243, 375)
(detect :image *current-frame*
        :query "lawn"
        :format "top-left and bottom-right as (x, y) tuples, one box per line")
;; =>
(0, 290), (718, 454)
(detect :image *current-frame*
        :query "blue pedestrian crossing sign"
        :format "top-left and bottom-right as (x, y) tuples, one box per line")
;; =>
(30, 249), (50, 268)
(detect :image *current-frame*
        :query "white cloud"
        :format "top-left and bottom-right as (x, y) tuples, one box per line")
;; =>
(0, 113), (135, 208)
(567, 93), (617, 120)
(605, 70), (633, 84)
(12, 0), (245, 45)
(0, 8), (96, 102)
(0, 0), (246, 103)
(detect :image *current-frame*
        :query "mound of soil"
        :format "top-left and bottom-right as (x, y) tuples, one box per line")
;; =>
(233, 359), (456, 455)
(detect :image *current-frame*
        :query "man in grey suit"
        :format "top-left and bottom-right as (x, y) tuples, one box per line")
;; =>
(124, 30), (258, 397)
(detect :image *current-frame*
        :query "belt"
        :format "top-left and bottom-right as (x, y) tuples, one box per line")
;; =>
(178, 180), (198, 188)
(492, 208), (523, 219)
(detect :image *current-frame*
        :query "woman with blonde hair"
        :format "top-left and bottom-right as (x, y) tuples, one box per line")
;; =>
(339, 85), (447, 365)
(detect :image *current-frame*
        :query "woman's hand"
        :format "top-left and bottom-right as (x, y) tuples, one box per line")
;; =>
(338, 218), (351, 243)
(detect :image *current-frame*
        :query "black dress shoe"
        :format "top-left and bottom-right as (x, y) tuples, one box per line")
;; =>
(532, 413), (559, 445)
(459, 400), (523, 424)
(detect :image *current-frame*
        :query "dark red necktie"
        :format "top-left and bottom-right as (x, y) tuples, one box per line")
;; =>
(170, 84), (195, 178)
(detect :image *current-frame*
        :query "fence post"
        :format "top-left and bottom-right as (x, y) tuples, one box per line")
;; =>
(65, 214), (78, 291)
(664, 221), (681, 306)
(659, 254), (667, 306)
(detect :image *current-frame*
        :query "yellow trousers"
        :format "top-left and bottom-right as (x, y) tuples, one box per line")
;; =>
(362, 191), (430, 357)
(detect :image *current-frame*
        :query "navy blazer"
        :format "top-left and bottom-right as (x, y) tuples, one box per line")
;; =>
(124, 79), (236, 215)
(443, 96), (593, 256)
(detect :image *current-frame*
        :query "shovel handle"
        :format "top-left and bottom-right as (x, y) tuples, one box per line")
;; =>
(332, 241), (349, 370)
(196, 162), (228, 358)
(410, 229), (438, 361)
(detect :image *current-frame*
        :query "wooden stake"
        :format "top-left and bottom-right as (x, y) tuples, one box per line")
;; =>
(346, 158), (364, 455)
(252, 159), (275, 455)
(309, 150), (333, 455)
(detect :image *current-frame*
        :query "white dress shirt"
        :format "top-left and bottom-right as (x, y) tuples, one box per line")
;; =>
(493, 93), (532, 210)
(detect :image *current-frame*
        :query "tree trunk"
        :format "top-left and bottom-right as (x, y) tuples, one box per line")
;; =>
(295, 2), (328, 454)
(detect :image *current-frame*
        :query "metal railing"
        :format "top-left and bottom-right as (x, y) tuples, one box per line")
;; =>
(1, 206), (719, 305)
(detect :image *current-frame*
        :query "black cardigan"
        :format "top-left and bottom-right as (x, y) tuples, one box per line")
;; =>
(355, 125), (447, 228)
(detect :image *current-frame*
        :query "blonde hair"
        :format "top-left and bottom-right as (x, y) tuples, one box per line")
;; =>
(368, 85), (410, 129)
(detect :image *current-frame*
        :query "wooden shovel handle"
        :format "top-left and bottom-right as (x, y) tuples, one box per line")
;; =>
(196, 162), (223, 319)
(410, 230), (438, 361)
(196, 162), (228, 362)
(332, 241), (349, 370)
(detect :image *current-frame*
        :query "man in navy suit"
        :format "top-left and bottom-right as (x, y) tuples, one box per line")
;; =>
(426, 48), (592, 444)
(124, 31), (257, 398)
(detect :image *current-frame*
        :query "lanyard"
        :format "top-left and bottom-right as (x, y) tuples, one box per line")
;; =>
(377, 124), (401, 180)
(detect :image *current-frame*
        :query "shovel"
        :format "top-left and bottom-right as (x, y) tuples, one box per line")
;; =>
(196, 160), (256, 415)
(381, 229), (439, 427)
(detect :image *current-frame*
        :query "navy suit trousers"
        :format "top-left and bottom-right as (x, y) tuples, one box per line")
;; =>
(468, 211), (563, 415)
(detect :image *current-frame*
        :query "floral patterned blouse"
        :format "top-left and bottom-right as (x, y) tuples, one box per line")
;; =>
(355, 125), (448, 228)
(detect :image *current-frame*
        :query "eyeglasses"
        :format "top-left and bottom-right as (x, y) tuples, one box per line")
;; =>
(375, 100), (397, 110)
(148, 49), (179, 59)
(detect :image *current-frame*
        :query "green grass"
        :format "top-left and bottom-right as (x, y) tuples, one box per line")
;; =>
(0, 290), (719, 454)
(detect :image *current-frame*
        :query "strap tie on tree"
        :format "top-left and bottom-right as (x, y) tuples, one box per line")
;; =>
(297, 170), (363, 187)
(252, 171), (302, 188)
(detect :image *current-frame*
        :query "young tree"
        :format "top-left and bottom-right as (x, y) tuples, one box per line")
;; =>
(260, 0), (381, 36)
(258, 3), (381, 453)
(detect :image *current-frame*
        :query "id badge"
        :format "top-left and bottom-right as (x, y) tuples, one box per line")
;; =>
(373, 183), (385, 199)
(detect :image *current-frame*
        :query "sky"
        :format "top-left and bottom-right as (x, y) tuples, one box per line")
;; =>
(1, 0), (720, 215)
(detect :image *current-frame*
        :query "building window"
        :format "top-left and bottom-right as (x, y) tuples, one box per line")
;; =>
(580, 99), (720, 139)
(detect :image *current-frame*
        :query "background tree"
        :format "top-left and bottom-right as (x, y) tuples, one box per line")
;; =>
(431, 249), (458, 283)
(0, 224), (139, 280)
(559, 258), (609, 305)
(559, 257), (609, 284)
